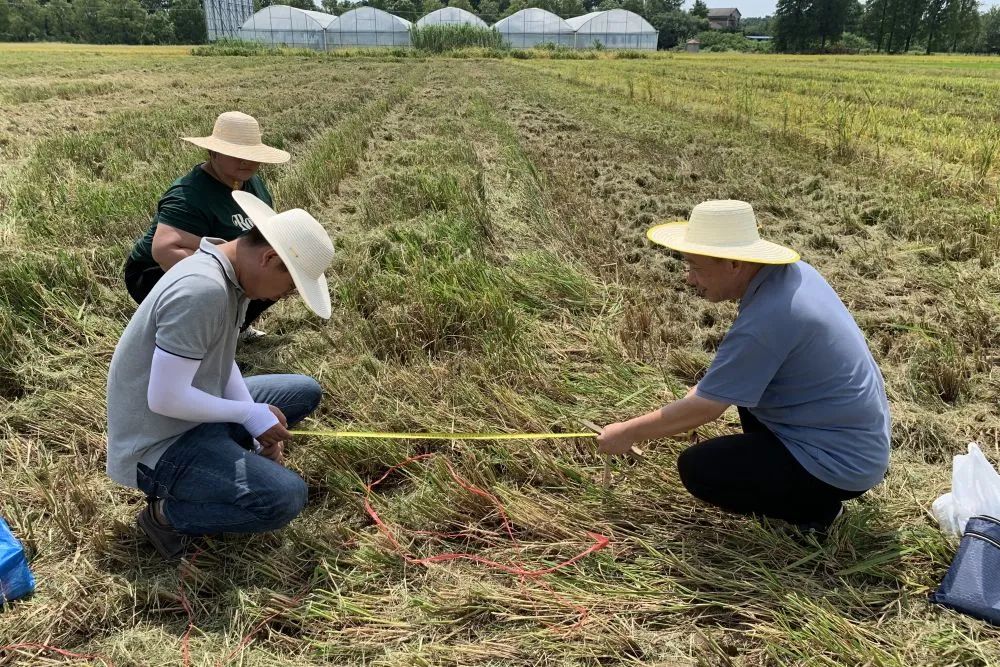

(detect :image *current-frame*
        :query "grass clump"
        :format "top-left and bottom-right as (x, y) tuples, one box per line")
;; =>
(191, 38), (320, 57)
(359, 168), (485, 229)
(410, 24), (505, 53)
(338, 215), (526, 361)
(907, 338), (975, 406)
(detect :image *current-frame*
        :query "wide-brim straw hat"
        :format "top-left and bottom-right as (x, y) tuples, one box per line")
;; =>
(232, 191), (333, 319)
(183, 111), (290, 164)
(647, 200), (799, 264)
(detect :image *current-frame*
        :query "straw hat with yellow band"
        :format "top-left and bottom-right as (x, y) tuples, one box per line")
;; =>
(182, 111), (290, 164)
(647, 200), (799, 265)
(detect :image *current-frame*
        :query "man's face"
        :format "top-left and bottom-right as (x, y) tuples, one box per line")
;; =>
(246, 248), (297, 302)
(212, 152), (260, 185)
(683, 253), (742, 302)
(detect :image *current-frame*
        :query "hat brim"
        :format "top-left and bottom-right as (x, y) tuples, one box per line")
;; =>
(232, 191), (332, 319)
(647, 222), (800, 265)
(183, 136), (290, 164)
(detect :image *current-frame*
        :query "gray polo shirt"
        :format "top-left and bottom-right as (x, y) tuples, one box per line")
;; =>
(106, 238), (249, 488)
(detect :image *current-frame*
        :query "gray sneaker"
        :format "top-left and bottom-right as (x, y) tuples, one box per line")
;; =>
(137, 503), (191, 560)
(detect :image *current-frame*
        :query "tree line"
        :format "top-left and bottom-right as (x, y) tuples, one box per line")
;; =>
(772, 0), (999, 52)
(0, 0), (994, 52)
(0, 0), (207, 43)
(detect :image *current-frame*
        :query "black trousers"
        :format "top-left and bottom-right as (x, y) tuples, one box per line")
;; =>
(677, 407), (866, 527)
(123, 258), (274, 330)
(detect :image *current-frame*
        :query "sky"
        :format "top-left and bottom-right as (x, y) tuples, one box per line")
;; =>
(684, 0), (1000, 18)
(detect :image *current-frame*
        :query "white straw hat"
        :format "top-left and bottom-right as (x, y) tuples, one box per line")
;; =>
(647, 200), (799, 264)
(232, 191), (334, 319)
(182, 112), (290, 164)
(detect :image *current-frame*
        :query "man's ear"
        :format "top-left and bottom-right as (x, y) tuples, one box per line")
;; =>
(261, 247), (282, 268)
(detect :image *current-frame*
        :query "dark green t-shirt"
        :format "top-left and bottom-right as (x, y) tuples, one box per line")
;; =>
(128, 164), (273, 268)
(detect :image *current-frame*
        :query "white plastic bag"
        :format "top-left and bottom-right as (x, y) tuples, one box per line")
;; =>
(932, 442), (1000, 537)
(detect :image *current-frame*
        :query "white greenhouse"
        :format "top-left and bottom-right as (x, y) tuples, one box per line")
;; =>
(326, 7), (413, 47)
(238, 5), (337, 50)
(493, 8), (574, 48)
(566, 9), (657, 50)
(416, 6), (488, 28)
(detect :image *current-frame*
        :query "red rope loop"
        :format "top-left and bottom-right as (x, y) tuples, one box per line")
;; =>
(363, 453), (612, 627)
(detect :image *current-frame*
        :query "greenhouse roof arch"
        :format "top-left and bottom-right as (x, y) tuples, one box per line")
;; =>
(492, 8), (574, 47)
(329, 7), (412, 33)
(416, 7), (488, 27)
(566, 9), (655, 33)
(566, 9), (657, 50)
(240, 5), (338, 32)
(326, 6), (413, 47)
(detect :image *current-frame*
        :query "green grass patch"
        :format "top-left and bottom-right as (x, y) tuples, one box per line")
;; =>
(410, 24), (505, 53)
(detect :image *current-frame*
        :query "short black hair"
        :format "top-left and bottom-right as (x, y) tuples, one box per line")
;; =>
(242, 226), (289, 273)
(243, 225), (271, 246)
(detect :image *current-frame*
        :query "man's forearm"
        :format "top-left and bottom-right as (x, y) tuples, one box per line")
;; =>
(223, 361), (254, 403)
(148, 348), (277, 436)
(622, 395), (727, 443)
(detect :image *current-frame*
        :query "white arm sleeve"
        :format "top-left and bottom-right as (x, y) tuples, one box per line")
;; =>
(223, 360), (255, 403)
(148, 348), (278, 437)
(222, 360), (265, 453)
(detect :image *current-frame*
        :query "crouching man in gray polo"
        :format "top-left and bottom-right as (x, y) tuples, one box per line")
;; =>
(598, 200), (891, 536)
(107, 192), (335, 559)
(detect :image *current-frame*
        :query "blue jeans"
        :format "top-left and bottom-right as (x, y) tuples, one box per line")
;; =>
(136, 374), (321, 536)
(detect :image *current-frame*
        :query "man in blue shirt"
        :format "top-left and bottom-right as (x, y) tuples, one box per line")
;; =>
(598, 200), (891, 532)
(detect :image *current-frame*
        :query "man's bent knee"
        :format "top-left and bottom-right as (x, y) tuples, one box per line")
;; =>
(249, 472), (308, 531)
(676, 445), (718, 504)
(299, 376), (322, 414)
(284, 375), (322, 425)
(676, 446), (701, 492)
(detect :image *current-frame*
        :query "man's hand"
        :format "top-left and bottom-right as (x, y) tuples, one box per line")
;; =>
(259, 438), (286, 464)
(595, 393), (727, 457)
(258, 405), (289, 463)
(269, 405), (288, 428)
(256, 405), (290, 451)
(597, 421), (636, 455)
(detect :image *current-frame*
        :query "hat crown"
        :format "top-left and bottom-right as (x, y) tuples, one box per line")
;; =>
(212, 111), (263, 148)
(269, 209), (335, 279)
(685, 200), (761, 248)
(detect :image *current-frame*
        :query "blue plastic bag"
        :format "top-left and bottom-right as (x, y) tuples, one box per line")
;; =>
(0, 515), (34, 605)
(931, 515), (1000, 625)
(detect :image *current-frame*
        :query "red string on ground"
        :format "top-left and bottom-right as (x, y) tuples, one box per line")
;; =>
(214, 585), (309, 667)
(177, 547), (310, 667)
(363, 453), (611, 628)
(0, 643), (115, 666)
(5, 452), (607, 667)
(178, 547), (202, 667)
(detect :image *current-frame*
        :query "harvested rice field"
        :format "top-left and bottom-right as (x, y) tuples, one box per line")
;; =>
(1, 43), (1000, 665)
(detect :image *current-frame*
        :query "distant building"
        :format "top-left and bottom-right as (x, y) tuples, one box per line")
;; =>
(707, 7), (741, 30)
(685, 38), (700, 52)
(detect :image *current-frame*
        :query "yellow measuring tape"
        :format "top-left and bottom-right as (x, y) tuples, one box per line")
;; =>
(287, 427), (631, 489)
(289, 430), (596, 440)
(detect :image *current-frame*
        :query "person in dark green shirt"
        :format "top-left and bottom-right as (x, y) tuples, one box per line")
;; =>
(124, 111), (290, 336)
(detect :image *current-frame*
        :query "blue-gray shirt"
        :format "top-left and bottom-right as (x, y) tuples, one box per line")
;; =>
(695, 261), (890, 492)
